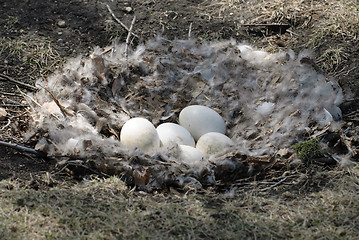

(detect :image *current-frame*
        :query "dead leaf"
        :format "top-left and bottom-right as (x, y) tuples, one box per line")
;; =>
(107, 126), (120, 141)
(35, 138), (49, 153)
(0, 108), (7, 120)
(277, 148), (290, 157)
(92, 55), (107, 84)
(270, 72), (281, 87)
(246, 155), (275, 169)
(133, 167), (151, 186)
(191, 81), (207, 99)
(340, 131), (357, 156)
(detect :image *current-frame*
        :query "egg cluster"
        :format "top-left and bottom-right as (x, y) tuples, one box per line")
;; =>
(120, 105), (234, 167)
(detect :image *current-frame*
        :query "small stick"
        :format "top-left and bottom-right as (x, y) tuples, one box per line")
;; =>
(54, 159), (107, 178)
(125, 15), (136, 58)
(343, 110), (359, 118)
(16, 85), (38, 112)
(241, 23), (291, 27)
(0, 91), (21, 96)
(0, 73), (38, 91)
(261, 177), (287, 191)
(310, 125), (330, 139)
(0, 119), (11, 131)
(43, 87), (71, 117)
(16, 85), (61, 121)
(188, 22), (193, 39)
(344, 67), (357, 76)
(0, 104), (28, 107)
(106, 4), (139, 38)
(340, 131), (357, 156)
(0, 140), (46, 157)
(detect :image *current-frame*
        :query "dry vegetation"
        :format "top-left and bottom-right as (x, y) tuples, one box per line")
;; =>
(0, 0), (359, 239)
(1, 168), (359, 239)
(0, 36), (62, 81)
(203, 0), (358, 74)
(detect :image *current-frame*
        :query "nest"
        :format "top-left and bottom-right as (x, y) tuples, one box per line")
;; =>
(23, 37), (351, 191)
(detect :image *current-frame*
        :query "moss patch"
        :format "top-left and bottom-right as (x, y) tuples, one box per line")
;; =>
(293, 138), (322, 161)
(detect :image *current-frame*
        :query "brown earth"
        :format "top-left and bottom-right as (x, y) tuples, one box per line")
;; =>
(0, 0), (358, 183)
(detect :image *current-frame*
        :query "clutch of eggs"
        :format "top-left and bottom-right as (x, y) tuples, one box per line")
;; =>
(119, 105), (234, 161)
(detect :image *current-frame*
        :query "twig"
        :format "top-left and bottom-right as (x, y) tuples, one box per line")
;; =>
(0, 104), (29, 107)
(106, 4), (139, 38)
(54, 159), (107, 177)
(43, 87), (71, 117)
(22, 85), (60, 121)
(344, 67), (357, 76)
(1, 94), (24, 106)
(343, 110), (359, 118)
(0, 140), (46, 157)
(0, 104), (28, 107)
(0, 73), (38, 91)
(16, 86), (62, 122)
(188, 22), (193, 39)
(340, 131), (357, 156)
(241, 23), (291, 27)
(16, 85), (38, 112)
(17, 85), (63, 121)
(125, 16), (136, 58)
(0, 119), (11, 131)
(310, 124), (330, 139)
(261, 177), (287, 191)
(0, 91), (21, 96)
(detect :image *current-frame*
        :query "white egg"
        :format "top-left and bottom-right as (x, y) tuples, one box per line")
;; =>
(156, 123), (195, 148)
(179, 105), (226, 141)
(178, 145), (206, 167)
(196, 132), (234, 157)
(120, 117), (160, 153)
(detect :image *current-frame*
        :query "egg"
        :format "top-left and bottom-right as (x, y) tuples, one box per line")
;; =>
(120, 117), (160, 153)
(196, 132), (234, 157)
(179, 105), (226, 140)
(178, 145), (206, 167)
(156, 123), (195, 148)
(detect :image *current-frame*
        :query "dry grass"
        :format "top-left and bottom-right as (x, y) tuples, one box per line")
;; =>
(0, 167), (358, 239)
(0, 36), (62, 82)
(202, 0), (358, 74)
(307, 0), (358, 45)
(0, 37), (63, 141)
(205, 0), (358, 33)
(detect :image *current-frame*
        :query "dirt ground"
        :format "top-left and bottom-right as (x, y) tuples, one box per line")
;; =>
(0, 0), (358, 181)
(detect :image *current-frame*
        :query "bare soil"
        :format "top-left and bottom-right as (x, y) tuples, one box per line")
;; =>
(0, 0), (358, 184)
